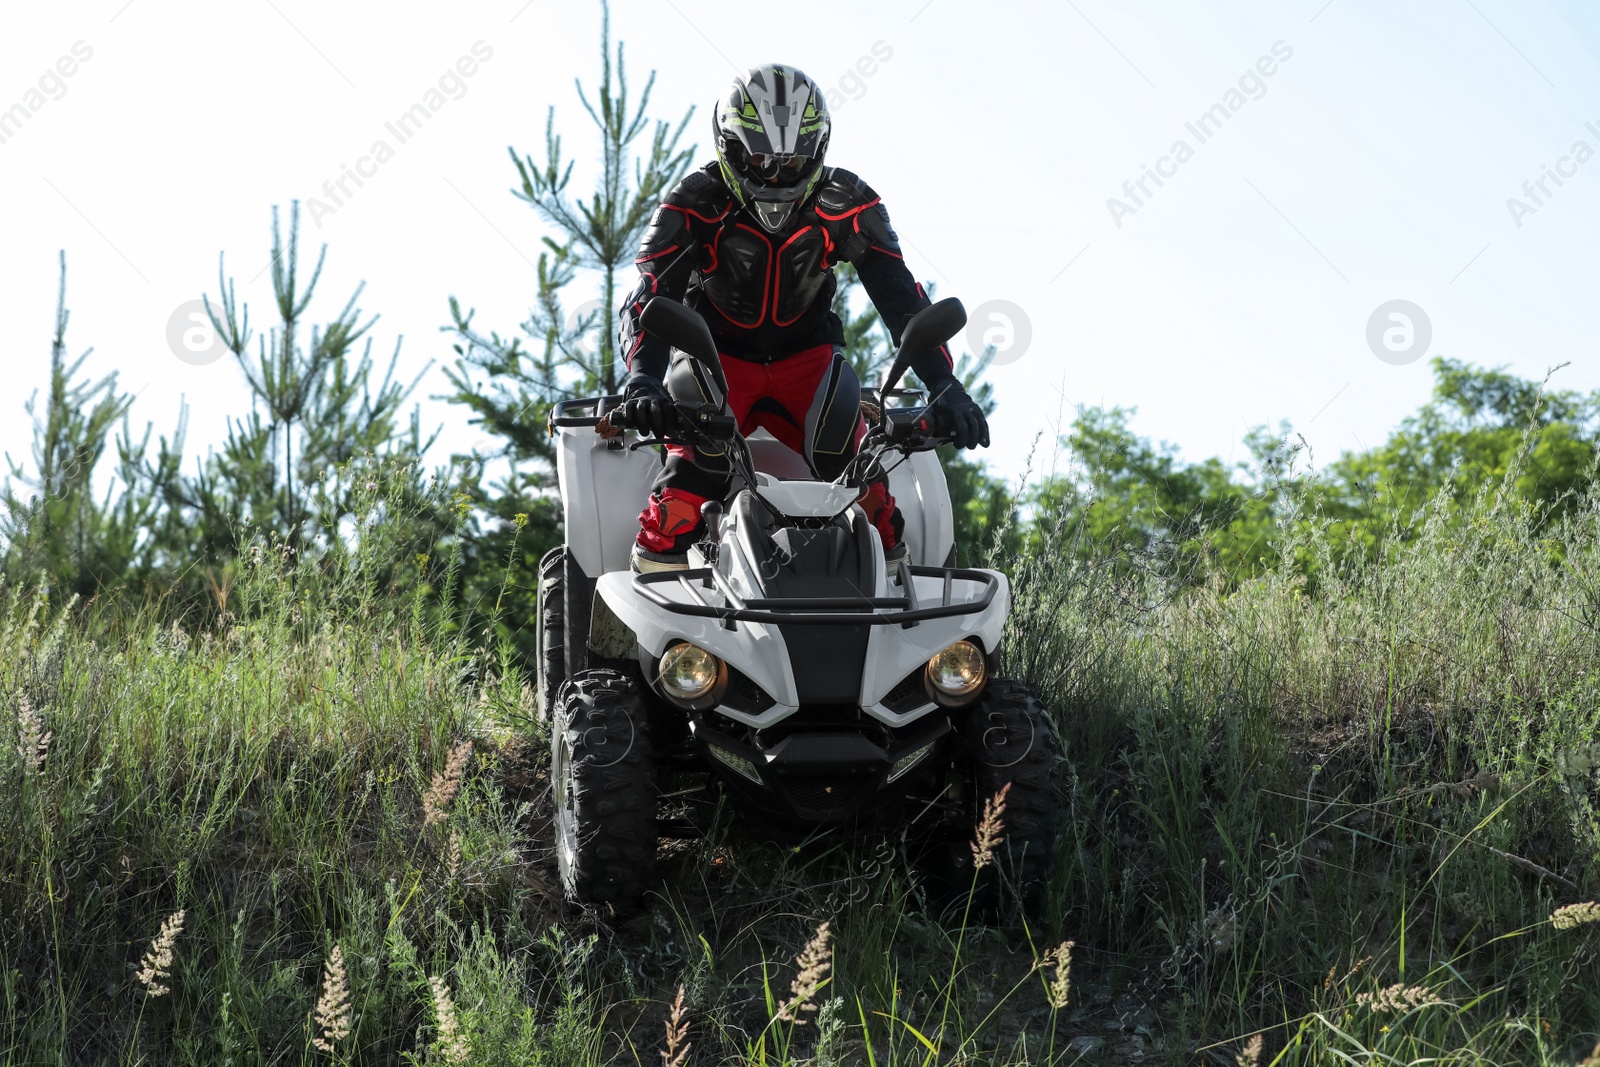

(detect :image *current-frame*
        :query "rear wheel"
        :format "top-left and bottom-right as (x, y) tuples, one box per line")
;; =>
(536, 548), (565, 723)
(536, 547), (596, 723)
(551, 669), (657, 911)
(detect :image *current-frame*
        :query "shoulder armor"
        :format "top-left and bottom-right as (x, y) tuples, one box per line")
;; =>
(664, 162), (733, 214)
(640, 164), (732, 260)
(814, 168), (900, 262)
(814, 167), (879, 218)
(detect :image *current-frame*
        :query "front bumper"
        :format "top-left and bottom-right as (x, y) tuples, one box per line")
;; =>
(690, 713), (951, 824)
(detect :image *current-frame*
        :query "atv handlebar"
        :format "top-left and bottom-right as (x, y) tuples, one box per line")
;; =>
(605, 402), (739, 442)
(551, 392), (946, 466)
(547, 394), (624, 431)
(547, 395), (739, 444)
(880, 407), (942, 446)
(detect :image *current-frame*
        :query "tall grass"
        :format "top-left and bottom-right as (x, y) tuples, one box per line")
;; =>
(1000, 450), (1600, 1064)
(2, 445), (1599, 1064)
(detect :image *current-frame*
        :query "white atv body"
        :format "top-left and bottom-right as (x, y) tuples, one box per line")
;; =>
(548, 398), (1010, 824)
(543, 296), (1059, 912)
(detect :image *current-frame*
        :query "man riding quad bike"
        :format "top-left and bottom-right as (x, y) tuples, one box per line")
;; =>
(618, 62), (990, 572)
(537, 65), (1061, 913)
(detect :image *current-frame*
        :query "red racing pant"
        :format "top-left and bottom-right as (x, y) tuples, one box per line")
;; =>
(637, 343), (900, 555)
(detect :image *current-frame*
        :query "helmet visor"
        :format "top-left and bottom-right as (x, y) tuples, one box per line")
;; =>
(737, 145), (815, 187)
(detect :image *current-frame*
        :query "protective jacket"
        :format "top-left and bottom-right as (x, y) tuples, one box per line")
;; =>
(619, 162), (954, 382)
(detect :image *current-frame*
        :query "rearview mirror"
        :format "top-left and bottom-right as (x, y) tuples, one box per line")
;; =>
(881, 297), (967, 397)
(641, 298), (727, 395)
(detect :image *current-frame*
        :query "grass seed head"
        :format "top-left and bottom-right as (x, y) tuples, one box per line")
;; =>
(14, 691), (51, 776)
(136, 910), (185, 997)
(312, 943), (353, 1053)
(1236, 1033), (1263, 1067)
(1355, 982), (1441, 1013)
(1550, 901), (1600, 930)
(423, 741), (473, 828)
(446, 830), (463, 879)
(1042, 940), (1074, 1010)
(971, 782), (1011, 870)
(777, 921), (832, 1025)
(661, 983), (691, 1067)
(428, 975), (470, 1063)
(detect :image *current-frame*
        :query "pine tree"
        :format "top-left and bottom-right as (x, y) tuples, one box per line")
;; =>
(501, 0), (696, 395)
(438, 1), (697, 655)
(3, 255), (140, 596)
(444, 0), (696, 446)
(185, 202), (436, 561)
(5, 219), (448, 616)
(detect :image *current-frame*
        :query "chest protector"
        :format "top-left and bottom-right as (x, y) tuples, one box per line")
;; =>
(700, 220), (833, 329)
(623, 165), (904, 368)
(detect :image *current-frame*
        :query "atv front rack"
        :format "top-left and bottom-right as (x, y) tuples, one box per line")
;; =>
(634, 562), (998, 627)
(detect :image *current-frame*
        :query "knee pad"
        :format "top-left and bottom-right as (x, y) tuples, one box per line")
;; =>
(806, 350), (863, 482)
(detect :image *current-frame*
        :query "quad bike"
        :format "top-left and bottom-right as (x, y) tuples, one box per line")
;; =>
(539, 296), (1061, 912)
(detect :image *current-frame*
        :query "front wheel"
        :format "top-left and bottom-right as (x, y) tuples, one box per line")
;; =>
(551, 670), (657, 911)
(919, 679), (1063, 912)
(967, 680), (1063, 900)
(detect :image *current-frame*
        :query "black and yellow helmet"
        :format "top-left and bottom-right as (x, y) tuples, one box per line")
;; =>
(714, 64), (831, 233)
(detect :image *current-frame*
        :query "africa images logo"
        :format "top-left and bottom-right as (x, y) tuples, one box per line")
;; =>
(0, 41), (94, 147)
(306, 41), (495, 228)
(1503, 119), (1600, 229)
(1107, 41), (1294, 228)
(166, 299), (229, 367)
(1366, 300), (1432, 366)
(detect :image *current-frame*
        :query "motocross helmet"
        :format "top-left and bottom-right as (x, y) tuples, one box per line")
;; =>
(714, 64), (830, 233)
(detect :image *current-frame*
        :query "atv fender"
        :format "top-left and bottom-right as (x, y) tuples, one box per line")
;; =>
(595, 570), (800, 716)
(593, 567), (1010, 728)
(858, 573), (1010, 722)
(887, 447), (956, 568)
(556, 417), (662, 577)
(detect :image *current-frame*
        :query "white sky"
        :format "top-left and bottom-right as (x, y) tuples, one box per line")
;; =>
(3, 0), (1599, 494)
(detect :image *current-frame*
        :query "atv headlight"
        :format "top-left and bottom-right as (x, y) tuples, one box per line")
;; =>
(658, 642), (726, 705)
(926, 641), (987, 704)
